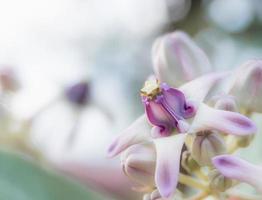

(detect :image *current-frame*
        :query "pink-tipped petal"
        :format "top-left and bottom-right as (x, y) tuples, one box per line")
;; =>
(179, 72), (228, 104)
(190, 104), (257, 136)
(107, 115), (151, 157)
(152, 31), (211, 87)
(213, 155), (262, 193)
(153, 134), (186, 198)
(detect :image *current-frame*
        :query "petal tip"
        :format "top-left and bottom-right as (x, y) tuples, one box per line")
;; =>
(106, 139), (119, 158)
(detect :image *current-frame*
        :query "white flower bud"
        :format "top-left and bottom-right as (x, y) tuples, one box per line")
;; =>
(230, 60), (262, 113)
(121, 143), (156, 188)
(214, 95), (238, 112)
(152, 31), (211, 87)
(191, 131), (226, 166)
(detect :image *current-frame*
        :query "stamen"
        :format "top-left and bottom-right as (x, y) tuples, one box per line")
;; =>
(140, 79), (161, 99)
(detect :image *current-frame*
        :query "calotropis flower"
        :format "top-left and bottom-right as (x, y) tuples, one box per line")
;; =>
(107, 31), (257, 198)
(213, 155), (262, 194)
(107, 74), (256, 198)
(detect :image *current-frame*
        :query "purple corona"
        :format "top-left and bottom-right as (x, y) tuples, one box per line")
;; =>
(140, 79), (196, 136)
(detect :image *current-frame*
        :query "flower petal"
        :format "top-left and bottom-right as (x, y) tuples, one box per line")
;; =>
(212, 155), (262, 193)
(190, 103), (257, 136)
(107, 115), (151, 157)
(153, 134), (186, 198)
(121, 143), (156, 187)
(144, 100), (174, 136)
(152, 31), (211, 87)
(179, 72), (228, 104)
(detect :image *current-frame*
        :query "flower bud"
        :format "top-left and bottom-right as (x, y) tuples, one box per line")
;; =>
(65, 81), (90, 106)
(191, 131), (226, 166)
(181, 151), (199, 172)
(143, 189), (180, 200)
(208, 169), (233, 192)
(121, 143), (156, 188)
(230, 60), (262, 113)
(152, 31), (211, 87)
(143, 190), (161, 200)
(213, 95), (238, 112)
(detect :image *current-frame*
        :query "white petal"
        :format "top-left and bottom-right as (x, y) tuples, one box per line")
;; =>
(154, 134), (186, 198)
(190, 103), (257, 136)
(179, 72), (228, 104)
(107, 115), (151, 157)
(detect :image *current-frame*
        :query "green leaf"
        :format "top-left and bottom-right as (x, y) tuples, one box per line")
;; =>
(0, 150), (106, 200)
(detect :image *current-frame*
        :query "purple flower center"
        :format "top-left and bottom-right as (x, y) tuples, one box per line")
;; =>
(141, 80), (196, 135)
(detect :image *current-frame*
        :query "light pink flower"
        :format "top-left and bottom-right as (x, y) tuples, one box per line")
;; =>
(107, 31), (257, 198)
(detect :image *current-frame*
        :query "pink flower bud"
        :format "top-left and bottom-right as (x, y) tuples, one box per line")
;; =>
(121, 143), (156, 188)
(152, 31), (211, 87)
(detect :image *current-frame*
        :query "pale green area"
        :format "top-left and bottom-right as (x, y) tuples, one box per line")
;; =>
(0, 150), (105, 200)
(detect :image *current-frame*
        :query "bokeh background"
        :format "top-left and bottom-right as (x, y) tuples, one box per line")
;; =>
(0, 0), (262, 199)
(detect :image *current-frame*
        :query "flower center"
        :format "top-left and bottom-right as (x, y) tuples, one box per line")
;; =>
(140, 79), (196, 135)
(140, 79), (161, 100)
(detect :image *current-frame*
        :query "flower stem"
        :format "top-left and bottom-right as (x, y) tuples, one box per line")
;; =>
(194, 168), (208, 181)
(179, 173), (208, 191)
(186, 191), (209, 200)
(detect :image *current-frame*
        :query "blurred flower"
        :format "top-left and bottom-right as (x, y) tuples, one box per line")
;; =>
(152, 31), (211, 87)
(165, 0), (191, 23)
(213, 155), (262, 194)
(65, 81), (90, 106)
(229, 60), (262, 113)
(205, 0), (254, 33)
(0, 66), (19, 92)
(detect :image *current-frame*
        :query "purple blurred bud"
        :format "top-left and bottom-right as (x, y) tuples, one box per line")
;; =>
(65, 81), (90, 106)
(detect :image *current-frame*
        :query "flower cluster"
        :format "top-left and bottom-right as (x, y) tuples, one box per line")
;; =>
(107, 31), (262, 199)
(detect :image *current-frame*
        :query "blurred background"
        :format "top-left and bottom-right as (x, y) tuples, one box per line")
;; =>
(0, 0), (262, 199)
